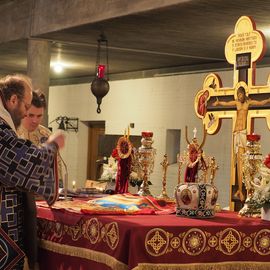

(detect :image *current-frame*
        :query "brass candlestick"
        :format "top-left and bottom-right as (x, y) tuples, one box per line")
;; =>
(209, 156), (220, 211)
(177, 153), (183, 185)
(158, 154), (170, 199)
(209, 157), (219, 185)
(239, 134), (262, 217)
(137, 131), (156, 196)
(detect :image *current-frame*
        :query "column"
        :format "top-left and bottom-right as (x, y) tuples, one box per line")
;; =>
(27, 39), (51, 126)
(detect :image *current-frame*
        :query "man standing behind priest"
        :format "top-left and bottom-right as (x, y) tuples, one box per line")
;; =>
(0, 74), (65, 270)
(17, 90), (63, 270)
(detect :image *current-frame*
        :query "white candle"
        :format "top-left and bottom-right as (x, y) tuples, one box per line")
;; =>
(72, 181), (76, 190)
(64, 172), (68, 200)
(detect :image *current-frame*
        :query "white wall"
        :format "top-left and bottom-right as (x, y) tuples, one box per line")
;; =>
(48, 66), (270, 208)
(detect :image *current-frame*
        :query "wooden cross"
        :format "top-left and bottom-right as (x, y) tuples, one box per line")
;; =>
(194, 16), (270, 210)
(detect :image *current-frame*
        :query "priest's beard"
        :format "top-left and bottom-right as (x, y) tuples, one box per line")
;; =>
(10, 106), (23, 129)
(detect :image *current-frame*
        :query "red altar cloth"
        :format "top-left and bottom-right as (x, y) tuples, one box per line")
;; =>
(37, 201), (270, 270)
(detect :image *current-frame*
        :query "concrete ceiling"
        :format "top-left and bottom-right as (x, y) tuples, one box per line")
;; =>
(1, 0), (270, 85)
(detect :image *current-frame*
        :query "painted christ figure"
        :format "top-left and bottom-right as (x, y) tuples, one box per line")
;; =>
(212, 86), (270, 201)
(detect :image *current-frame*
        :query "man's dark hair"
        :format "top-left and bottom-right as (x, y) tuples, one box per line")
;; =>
(0, 74), (31, 102)
(32, 90), (46, 109)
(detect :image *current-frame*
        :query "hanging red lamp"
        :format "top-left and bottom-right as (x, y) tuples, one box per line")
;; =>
(91, 33), (110, 113)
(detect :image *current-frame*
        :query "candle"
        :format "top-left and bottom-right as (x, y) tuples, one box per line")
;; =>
(72, 180), (76, 190)
(64, 172), (68, 200)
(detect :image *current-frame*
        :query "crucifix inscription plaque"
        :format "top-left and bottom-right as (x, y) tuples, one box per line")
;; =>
(194, 16), (270, 210)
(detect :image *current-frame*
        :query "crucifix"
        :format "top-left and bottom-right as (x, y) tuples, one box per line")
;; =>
(194, 16), (270, 211)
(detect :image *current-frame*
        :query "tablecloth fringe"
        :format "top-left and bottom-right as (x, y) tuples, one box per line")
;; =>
(39, 239), (128, 270)
(132, 262), (270, 270)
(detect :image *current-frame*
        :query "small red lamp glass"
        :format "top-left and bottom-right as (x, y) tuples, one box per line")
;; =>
(97, 65), (105, 79)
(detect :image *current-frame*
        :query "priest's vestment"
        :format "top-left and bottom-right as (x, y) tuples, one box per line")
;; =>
(0, 119), (58, 269)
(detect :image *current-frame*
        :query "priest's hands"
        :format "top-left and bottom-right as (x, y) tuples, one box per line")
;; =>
(47, 130), (65, 149)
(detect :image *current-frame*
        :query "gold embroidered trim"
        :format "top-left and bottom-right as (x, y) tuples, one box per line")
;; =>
(39, 239), (128, 270)
(143, 226), (270, 256)
(132, 261), (270, 270)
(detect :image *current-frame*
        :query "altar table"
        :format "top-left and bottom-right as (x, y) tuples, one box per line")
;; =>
(37, 201), (270, 270)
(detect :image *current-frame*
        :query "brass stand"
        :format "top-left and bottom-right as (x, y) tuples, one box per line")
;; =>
(209, 157), (219, 185)
(177, 153), (183, 185)
(137, 132), (156, 196)
(239, 137), (262, 217)
(157, 154), (170, 199)
(209, 157), (220, 211)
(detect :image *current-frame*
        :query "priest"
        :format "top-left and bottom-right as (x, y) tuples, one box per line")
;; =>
(0, 74), (65, 269)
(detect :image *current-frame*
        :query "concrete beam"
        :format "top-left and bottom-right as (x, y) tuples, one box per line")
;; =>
(0, 0), (31, 42)
(31, 0), (191, 35)
(0, 0), (191, 42)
